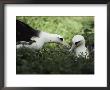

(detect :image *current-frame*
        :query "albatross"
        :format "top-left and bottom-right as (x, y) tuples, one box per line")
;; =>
(69, 35), (89, 58)
(16, 20), (68, 49)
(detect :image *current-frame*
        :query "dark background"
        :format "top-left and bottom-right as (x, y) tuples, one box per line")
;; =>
(0, 0), (109, 90)
(0, 0), (109, 4)
(0, 3), (4, 88)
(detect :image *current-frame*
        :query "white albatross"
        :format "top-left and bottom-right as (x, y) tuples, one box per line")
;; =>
(16, 20), (69, 49)
(17, 32), (68, 49)
(69, 35), (89, 58)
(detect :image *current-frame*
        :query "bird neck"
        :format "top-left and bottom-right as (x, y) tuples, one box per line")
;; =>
(40, 32), (57, 43)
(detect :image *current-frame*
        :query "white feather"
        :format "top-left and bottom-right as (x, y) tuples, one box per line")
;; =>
(70, 35), (89, 58)
(17, 31), (67, 49)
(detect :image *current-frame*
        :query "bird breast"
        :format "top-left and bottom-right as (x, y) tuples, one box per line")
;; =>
(75, 46), (89, 58)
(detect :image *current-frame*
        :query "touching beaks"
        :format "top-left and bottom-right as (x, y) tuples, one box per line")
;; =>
(62, 41), (71, 48)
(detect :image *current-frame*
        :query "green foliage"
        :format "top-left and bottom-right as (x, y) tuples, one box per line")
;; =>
(16, 16), (94, 74)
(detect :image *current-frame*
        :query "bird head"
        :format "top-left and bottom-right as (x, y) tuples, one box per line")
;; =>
(49, 34), (70, 48)
(69, 35), (85, 51)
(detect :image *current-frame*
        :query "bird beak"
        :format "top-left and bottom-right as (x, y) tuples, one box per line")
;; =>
(69, 44), (76, 52)
(62, 41), (70, 48)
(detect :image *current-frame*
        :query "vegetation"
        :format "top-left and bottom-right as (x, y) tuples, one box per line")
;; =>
(16, 16), (94, 74)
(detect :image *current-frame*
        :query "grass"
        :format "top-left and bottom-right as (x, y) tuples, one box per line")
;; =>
(16, 16), (94, 74)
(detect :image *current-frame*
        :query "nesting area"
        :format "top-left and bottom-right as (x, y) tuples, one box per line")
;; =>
(16, 16), (94, 74)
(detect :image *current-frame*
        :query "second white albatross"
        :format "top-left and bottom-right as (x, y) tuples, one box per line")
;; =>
(69, 35), (89, 59)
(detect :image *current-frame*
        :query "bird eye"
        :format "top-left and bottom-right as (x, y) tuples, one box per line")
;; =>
(59, 38), (63, 41)
(75, 41), (80, 45)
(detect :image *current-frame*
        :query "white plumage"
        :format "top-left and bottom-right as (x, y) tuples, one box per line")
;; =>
(16, 20), (69, 49)
(17, 32), (68, 49)
(69, 35), (89, 58)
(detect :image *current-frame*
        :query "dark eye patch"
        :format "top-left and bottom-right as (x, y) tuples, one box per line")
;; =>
(59, 38), (63, 41)
(75, 41), (80, 45)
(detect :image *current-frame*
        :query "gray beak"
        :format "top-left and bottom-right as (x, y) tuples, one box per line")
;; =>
(69, 44), (76, 52)
(62, 41), (71, 48)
